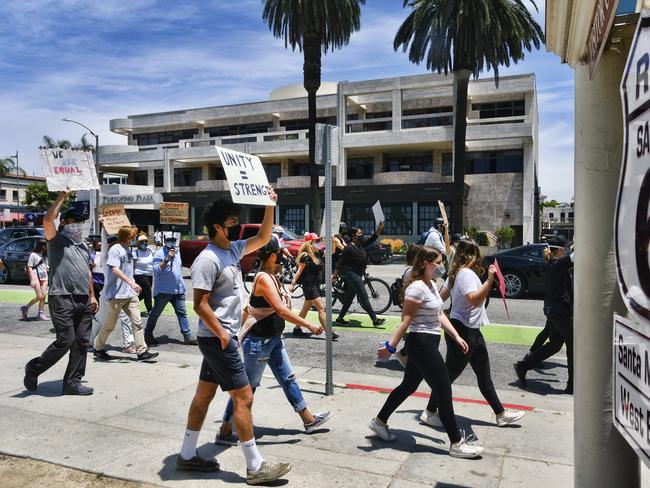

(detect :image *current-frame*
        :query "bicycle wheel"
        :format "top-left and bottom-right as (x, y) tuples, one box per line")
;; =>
(242, 269), (256, 293)
(289, 283), (304, 300)
(365, 277), (392, 315)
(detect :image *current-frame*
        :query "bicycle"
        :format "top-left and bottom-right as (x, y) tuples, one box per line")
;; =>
(242, 257), (304, 300)
(327, 272), (392, 316)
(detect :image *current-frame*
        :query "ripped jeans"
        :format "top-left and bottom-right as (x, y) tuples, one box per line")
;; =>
(222, 334), (307, 423)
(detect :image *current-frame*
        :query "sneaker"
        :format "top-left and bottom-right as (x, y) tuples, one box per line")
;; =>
(496, 409), (526, 427)
(214, 432), (239, 446)
(175, 454), (220, 472)
(292, 327), (308, 337)
(513, 361), (527, 387)
(396, 349), (408, 368)
(373, 318), (386, 327)
(121, 345), (136, 354)
(140, 311), (149, 318)
(62, 385), (94, 396)
(23, 367), (37, 392)
(20, 305), (28, 320)
(246, 461), (291, 485)
(332, 330), (340, 341)
(38, 311), (48, 321)
(137, 350), (159, 361)
(419, 410), (443, 428)
(368, 418), (397, 442)
(449, 432), (483, 459)
(304, 411), (334, 433)
(335, 317), (349, 325)
(144, 334), (159, 346)
(93, 350), (116, 361)
(184, 335), (198, 345)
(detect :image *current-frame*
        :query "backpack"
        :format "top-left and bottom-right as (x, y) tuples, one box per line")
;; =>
(416, 230), (430, 245)
(390, 277), (404, 306)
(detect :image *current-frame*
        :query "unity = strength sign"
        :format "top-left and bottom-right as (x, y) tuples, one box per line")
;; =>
(216, 146), (275, 206)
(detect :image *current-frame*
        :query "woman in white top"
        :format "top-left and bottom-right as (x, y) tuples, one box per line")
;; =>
(133, 234), (154, 317)
(21, 239), (49, 321)
(369, 246), (483, 459)
(421, 239), (525, 428)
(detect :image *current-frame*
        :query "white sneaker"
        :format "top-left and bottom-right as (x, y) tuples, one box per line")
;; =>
(496, 409), (526, 427)
(304, 411), (334, 433)
(449, 431), (483, 459)
(368, 418), (397, 442)
(419, 410), (443, 428)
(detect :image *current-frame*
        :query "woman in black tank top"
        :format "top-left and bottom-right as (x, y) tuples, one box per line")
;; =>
(217, 240), (334, 443)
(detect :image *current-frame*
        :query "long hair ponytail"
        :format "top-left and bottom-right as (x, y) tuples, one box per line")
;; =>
(298, 241), (320, 265)
(448, 239), (484, 288)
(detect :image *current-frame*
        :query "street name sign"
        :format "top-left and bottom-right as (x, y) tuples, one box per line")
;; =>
(588, 0), (620, 79)
(40, 149), (100, 191)
(617, 10), (650, 326)
(215, 146), (275, 206)
(613, 313), (650, 468)
(160, 202), (189, 225)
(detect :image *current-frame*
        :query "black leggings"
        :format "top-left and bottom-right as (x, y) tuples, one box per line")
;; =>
(377, 333), (461, 444)
(427, 320), (504, 415)
(337, 271), (377, 321)
(522, 314), (573, 388)
(530, 319), (551, 353)
(134, 274), (153, 313)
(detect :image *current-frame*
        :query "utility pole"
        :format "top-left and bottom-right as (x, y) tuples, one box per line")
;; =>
(7, 151), (20, 223)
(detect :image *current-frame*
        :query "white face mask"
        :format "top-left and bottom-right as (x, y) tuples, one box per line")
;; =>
(433, 263), (446, 279)
(61, 223), (84, 244)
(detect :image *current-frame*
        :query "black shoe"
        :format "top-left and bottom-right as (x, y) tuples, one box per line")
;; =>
(145, 334), (159, 346)
(137, 350), (159, 361)
(293, 327), (308, 337)
(62, 385), (94, 396)
(23, 368), (37, 392)
(184, 335), (198, 345)
(513, 361), (527, 387)
(335, 317), (349, 325)
(373, 318), (386, 327)
(175, 454), (220, 472)
(94, 350), (116, 361)
(140, 311), (149, 318)
(332, 330), (340, 341)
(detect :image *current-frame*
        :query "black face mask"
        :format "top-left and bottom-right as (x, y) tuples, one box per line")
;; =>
(225, 224), (241, 242)
(354, 234), (365, 244)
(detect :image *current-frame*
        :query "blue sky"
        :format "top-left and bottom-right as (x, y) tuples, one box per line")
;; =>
(0, 0), (574, 201)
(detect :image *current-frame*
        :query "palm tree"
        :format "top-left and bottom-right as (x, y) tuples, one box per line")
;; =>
(0, 158), (25, 177)
(262, 0), (365, 231)
(74, 134), (95, 152)
(41, 135), (72, 149)
(394, 0), (544, 233)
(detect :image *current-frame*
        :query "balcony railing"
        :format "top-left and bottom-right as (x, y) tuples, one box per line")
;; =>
(179, 129), (308, 149)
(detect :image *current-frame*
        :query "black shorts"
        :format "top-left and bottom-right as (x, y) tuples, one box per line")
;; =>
(198, 336), (249, 391)
(303, 284), (321, 301)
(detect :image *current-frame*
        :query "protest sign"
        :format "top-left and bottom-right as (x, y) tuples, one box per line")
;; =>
(215, 146), (275, 206)
(40, 149), (99, 191)
(372, 201), (385, 226)
(100, 204), (131, 234)
(438, 200), (451, 255)
(493, 258), (510, 318)
(160, 202), (189, 225)
(320, 200), (344, 238)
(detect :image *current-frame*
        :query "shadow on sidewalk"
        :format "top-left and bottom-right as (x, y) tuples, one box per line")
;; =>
(159, 444), (246, 484)
(11, 379), (67, 398)
(508, 379), (566, 396)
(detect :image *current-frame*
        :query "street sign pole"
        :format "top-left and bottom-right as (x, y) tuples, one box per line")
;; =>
(324, 124), (334, 396)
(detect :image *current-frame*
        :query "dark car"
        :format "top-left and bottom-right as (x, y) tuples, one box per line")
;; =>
(483, 244), (548, 298)
(0, 227), (44, 246)
(0, 236), (43, 283)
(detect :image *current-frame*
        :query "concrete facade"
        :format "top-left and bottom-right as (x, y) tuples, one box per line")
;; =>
(101, 73), (538, 243)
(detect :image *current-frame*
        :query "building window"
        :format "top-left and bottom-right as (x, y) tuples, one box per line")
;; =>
(402, 106), (453, 129)
(280, 206), (305, 234)
(472, 100), (525, 119)
(465, 150), (523, 174)
(384, 152), (432, 173)
(280, 117), (336, 131)
(103, 174), (127, 185)
(265, 163), (281, 183)
(132, 170), (148, 186)
(289, 163), (323, 177)
(383, 204), (413, 235)
(560, 213), (566, 222)
(210, 166), (226, 180)
(154, 169), (163, 188)
(344, 204), (375, 235)
(418, 203), (451, 234)
(133, 129), (198, 146)
(174, 167), (203, 187)
(568, 212), (574, 220)
(442, 153), (453, 176)
(13, 192), (19, 203)
(347, 157), (375, 180)
(548, 212), (554, 219)
(0, 190), (6, 201)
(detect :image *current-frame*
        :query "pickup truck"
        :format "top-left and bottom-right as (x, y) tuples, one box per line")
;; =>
(180, 224), (310, 274)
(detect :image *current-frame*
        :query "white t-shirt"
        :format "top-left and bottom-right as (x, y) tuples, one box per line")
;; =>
(27, 252), (48, 281)
(445, 268), (489, 328)
(403, 280), (444, 335)
(424, 228), (446, 253)
(104, 244), (136, 300)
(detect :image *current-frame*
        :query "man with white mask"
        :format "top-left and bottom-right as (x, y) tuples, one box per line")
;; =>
(23, 190), (99, 395)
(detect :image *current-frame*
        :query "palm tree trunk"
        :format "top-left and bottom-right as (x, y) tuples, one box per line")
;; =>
(452, 70), (471, 235)
(303, 30), (322, 232)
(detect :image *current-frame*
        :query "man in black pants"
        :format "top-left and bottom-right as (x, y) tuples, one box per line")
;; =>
(24, 189), (98, 395)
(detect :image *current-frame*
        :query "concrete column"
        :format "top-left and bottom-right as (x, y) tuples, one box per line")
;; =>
(392, 88), (402, 131)
(574, 51), (640, 488)
(337, 150), (347, 187)
(162, 148), (173, 193)
(522, 143), (535, 244)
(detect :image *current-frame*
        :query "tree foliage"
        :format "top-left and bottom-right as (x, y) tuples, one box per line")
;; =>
(24, 182), (72, 211)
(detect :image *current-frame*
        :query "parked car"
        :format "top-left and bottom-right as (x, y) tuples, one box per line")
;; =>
(0, 227), (44, 246)
(0, 236), (43, 283)
(483, 243), (548, 298)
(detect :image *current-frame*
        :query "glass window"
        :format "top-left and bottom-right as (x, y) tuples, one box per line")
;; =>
(549, 212), (554, 219)
(134, 129), (197, 146)
(347, 157), (375, 180)
(131, 170), (148, 186)
(383, 204), (413, 235)
(174, 167), (203, 187)
(418, 203), (451, 234)
(524, 247), (544, 259)
(210, 166), (226, 180)
(472, 100), (525, 119)
(344, 205), (375, 235)
(289, 163), (323, 177)
(265, 163), (281, 183)
(154, 169), (163, 188)
(280, 117), (336, 131)
(280, 206), (305, 235)
(384, 152), (432, 172)
(0, 190), (6, 200)
(207, 122), (273, 137)
(465, 150), (523, 174)
(442, 153), (453, 176)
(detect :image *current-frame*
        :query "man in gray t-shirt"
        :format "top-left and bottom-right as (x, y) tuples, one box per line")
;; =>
(24, 190), (98, 396)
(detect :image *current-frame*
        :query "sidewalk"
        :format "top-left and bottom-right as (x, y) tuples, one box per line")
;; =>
(0, 332), (574, 487)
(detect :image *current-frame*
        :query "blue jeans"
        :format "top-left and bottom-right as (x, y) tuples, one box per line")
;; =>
(144, 293), (191, 337)
(223, 334), (307, 422)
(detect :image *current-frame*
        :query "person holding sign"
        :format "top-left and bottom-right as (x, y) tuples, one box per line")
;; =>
(23, 190), (98, 396)
(93, 225), (158, 362)
(334, 223), (386, 327)
(177, 192), (291, 484)
(420, 240), (525, 428)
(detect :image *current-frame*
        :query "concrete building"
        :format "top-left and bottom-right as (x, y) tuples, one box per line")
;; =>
(541, 202), (574, 240)
(100, 73), (539, 244)
(0, 174), (46, 226)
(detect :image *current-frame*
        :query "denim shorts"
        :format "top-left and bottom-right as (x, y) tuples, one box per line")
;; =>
(198, 336), (249, 391)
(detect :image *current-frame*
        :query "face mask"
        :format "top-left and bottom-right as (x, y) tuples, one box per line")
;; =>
(165, 240), (176, 249)
(225, 224), (241, 242)
(61, 223), (84, 244)
(138, 243), (148, 250)
(355, 234), (364, 244)
(433, 263), (446, 279)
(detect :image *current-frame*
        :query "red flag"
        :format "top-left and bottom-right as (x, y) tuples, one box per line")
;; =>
(493, 258), (510, 318)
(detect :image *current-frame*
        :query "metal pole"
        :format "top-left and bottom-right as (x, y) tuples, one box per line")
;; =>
(94, 133), (100, 235)
(324, 125), (334, 396)
(14, 151), (20, 222)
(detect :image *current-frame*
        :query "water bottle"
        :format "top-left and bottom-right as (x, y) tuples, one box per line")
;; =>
(377, 341), (391, 363)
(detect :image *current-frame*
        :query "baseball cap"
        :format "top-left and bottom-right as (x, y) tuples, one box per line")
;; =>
(304, 232), (320, 242)
(60, 205), (87, 222)
(547, 234), (570, 247)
